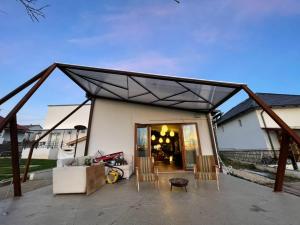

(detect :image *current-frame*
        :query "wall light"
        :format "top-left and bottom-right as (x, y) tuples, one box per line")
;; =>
(159, 137), (163, 143)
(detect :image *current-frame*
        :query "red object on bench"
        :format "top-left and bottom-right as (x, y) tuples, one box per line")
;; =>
(94, 151), (124, 163)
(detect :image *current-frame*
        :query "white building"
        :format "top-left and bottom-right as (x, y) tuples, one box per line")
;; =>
(22, 104), (91, 159)
(87, 98), (215, 171)
(216, 93), (300, 163)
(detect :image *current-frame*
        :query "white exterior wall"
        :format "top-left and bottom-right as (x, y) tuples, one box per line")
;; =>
(256, 108), (300, 129)
(256, 108), (300, 150)
(216, 111), (269, 151)
(88, 99), (215, 159)
(43, 104), (91, 129)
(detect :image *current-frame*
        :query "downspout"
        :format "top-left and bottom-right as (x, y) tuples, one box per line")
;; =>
(260, 110), (277, 159)
(207, 114), (220, 168)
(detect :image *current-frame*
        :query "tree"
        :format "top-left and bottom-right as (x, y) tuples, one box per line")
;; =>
(17, 0), (49, 22)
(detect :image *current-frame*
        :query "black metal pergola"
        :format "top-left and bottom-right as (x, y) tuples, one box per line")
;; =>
(1, 63), (299, 196)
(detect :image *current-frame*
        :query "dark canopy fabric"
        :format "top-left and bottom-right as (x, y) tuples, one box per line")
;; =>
(57, 63), (244, 112)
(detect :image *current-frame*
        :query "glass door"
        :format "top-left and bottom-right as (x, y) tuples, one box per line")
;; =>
(136, 126), (150, 157)
(135, 124), (150, 170)
(181, 124), (200, 170)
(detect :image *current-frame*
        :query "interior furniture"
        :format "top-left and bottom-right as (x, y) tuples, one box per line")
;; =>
(135, 157), (159, 192)
(53, 163), (105, 195)
(169, 178), (189, 192)
(193, 155), (219, 190)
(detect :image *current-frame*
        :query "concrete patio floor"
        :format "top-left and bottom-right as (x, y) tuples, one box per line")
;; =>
(0, 174), (299, 225)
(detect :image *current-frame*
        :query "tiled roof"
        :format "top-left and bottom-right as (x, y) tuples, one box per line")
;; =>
(218, 93), (300, 125)
(0, 116), (28, 131)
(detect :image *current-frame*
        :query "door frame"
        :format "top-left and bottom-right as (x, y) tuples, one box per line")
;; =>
(134, 122), (202, 171)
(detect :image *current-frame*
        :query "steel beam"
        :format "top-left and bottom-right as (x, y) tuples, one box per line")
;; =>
(23, 98), (91, 182)
(0, 64), (57, 133)
(274, 132), (290, 192)
(0, 68), (48, 105)
(9, 115), (22, 196)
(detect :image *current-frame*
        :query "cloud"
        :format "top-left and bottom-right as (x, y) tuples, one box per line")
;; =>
(99, 52), (181, 74)
(66, 0), (300, 60)
(67, 3), (176, 46)
(230, 0), (300, 19)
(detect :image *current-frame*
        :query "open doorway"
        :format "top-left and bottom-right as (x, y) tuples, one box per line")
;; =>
(135, 123), (200, 172)
(150, 124), (183, 172)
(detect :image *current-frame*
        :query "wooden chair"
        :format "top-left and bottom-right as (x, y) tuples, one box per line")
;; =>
(193, 155), (219, 191)
(135, 157), (159, 192)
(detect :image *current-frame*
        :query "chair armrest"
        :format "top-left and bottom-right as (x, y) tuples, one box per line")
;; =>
(135, 166), (139, 180)
(193, 164), (197, 174)
(214, 165), (219, 175)
(154, 166), (159, 175)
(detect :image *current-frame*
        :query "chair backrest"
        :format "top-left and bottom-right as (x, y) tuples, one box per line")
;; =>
(196, 155), (216, 180)
(138, 157), (153, 174)
(137, 157), (155, 182)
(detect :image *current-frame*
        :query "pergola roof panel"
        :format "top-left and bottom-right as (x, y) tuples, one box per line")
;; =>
(68, 68), (128, 89)
(132, 76), (187, 99)
(58, 63), (244, 112)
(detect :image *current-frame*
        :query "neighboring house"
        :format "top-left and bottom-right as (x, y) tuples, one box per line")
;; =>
(216, 93), (300, 163)
(21, 104), (90, 159)
(0, 116), (28, 156)
(22, 124), (43, 147)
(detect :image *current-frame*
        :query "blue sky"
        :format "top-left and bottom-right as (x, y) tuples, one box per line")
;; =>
(0, 0), (300, 126)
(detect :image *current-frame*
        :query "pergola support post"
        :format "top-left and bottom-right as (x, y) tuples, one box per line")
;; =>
(84, 97), (95, 156)
(9, 115), (22, 197)
(274, 132), (290, 192)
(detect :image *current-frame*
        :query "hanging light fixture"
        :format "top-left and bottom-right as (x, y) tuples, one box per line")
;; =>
(162, 125), (168, 132)
(159, 137), (163, 143)
(166, 138), (170, 143)
(151, 134), (156, 141)
(170, 130), (175, 137)
(160, 130), (166, 136)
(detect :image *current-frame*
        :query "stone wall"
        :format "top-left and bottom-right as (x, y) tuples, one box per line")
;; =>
(219, 150), (279, 164)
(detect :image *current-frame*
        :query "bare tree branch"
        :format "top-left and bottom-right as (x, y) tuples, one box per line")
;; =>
(17, 0), (49, 22)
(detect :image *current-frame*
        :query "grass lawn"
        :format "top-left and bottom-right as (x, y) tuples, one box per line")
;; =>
(220, 155), (256, 170)
(0, 158), (56, 181)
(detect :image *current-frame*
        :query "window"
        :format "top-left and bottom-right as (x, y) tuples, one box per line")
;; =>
(238, 119), (242, 127)
(182, 124), (199, 170)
